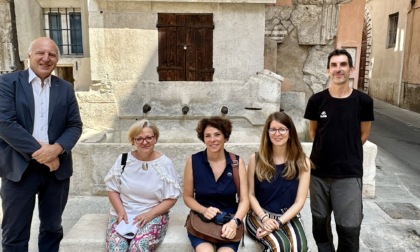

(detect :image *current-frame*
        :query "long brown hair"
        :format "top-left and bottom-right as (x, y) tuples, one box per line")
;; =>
(256, 112), (309, 182)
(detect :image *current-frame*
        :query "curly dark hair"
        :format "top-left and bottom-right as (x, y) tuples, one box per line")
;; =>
(196, 116), (232, 142)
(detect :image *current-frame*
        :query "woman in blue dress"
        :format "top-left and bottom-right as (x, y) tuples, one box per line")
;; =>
(183, 116), (249, 252)
(246, 112), (311, 252)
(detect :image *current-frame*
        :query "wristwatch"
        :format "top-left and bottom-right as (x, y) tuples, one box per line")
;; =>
(232, 217), (242, 227)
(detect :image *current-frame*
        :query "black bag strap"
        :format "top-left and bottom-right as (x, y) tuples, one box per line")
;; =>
(120, 153), (128, 174)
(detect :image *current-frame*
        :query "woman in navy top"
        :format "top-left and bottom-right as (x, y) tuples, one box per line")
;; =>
(246, 112), (311, 252)
(183, 116), (249, 252)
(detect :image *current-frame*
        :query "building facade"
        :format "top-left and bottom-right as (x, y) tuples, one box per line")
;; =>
(365, 0), (420, 113)
(1, 0), (374, 141)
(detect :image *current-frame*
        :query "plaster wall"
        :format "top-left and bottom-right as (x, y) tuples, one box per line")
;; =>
(403, 2), (420, 84)
(336, 0), (365, 89)
(275, 0), (293, 6)
(401, 1), (420, 113)
(88, 1), (266, 83)
(14, 0), (43, 60)
(365, 0), (411, 105)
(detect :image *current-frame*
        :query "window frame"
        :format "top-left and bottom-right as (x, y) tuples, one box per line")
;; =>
(386, 13), (399, 49)
(43, 8), (84, 56)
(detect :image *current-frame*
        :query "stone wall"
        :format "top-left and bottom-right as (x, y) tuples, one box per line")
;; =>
(264, 0), (363, 101)
(79, 1), (283, 144)
(71, 141), (377, 198)
(78, 70), (285, 144)
(0, 0), (13, 73)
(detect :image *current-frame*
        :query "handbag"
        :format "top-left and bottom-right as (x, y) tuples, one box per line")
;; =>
(184, 152), (244, 244)
(185, 210), (244, 243)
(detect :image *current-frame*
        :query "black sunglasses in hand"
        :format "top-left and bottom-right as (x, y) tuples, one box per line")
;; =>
(193, 211), (213, 223)
(213, 212), (232, 225)
(193, 211), (232, 225)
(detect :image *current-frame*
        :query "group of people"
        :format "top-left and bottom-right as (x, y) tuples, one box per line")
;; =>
(0, 36), (373, 252)
(103, 112), (310, 252)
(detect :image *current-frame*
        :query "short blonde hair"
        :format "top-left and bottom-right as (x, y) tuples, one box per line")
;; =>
(127, 119), (160, 145)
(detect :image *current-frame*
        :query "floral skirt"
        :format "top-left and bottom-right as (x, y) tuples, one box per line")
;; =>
(106, 213), (169, 252)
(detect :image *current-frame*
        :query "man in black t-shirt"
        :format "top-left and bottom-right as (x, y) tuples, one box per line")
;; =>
(304, 49), (374, 252)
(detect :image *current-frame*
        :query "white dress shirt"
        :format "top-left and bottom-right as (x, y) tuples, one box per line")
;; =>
(29, 68), (51, 144)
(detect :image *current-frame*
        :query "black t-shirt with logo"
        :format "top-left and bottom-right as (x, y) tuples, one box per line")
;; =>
(304, 89), (374, 178)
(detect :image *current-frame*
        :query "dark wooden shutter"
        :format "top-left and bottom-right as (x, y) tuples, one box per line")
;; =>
(157, 14), (185, 81)
(185, 14), (214, 81)
(157, 13), (214, 81)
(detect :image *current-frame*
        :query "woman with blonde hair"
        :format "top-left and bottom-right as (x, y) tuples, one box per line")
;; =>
(246, 112), (311, 252)
(104, 119), (181, 251)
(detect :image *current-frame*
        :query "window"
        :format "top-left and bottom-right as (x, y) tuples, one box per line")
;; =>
(157, 13), (214, 81)
(43, 8), (83, 55)
(386, 13), (399, 48)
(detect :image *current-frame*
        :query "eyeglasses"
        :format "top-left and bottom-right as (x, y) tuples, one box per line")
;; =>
(134, 136), (154, 143)
(268, 128), (289, 135)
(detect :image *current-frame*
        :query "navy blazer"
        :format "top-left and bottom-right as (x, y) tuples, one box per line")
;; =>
(0, 70), (83, 182)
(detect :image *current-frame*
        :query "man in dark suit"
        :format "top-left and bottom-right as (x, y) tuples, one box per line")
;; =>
(0, 37), (83, 252)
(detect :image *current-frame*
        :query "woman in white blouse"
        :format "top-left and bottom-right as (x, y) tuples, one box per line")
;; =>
(104, 119), (181, 251)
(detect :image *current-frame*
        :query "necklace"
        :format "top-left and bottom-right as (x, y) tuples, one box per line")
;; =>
(142, 163), (148, 171)
(132, 151), (152, 171)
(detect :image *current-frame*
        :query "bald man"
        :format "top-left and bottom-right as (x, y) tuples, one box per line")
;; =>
(0, 37), (83, 252)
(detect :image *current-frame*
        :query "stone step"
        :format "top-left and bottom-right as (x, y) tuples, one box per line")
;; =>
(60, 197), (320, 251)
(61, 199), (291, 252)
(60, 214), (108, 252)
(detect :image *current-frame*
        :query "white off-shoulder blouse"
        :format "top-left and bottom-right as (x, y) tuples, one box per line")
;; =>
(104, 152), (181, 216)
